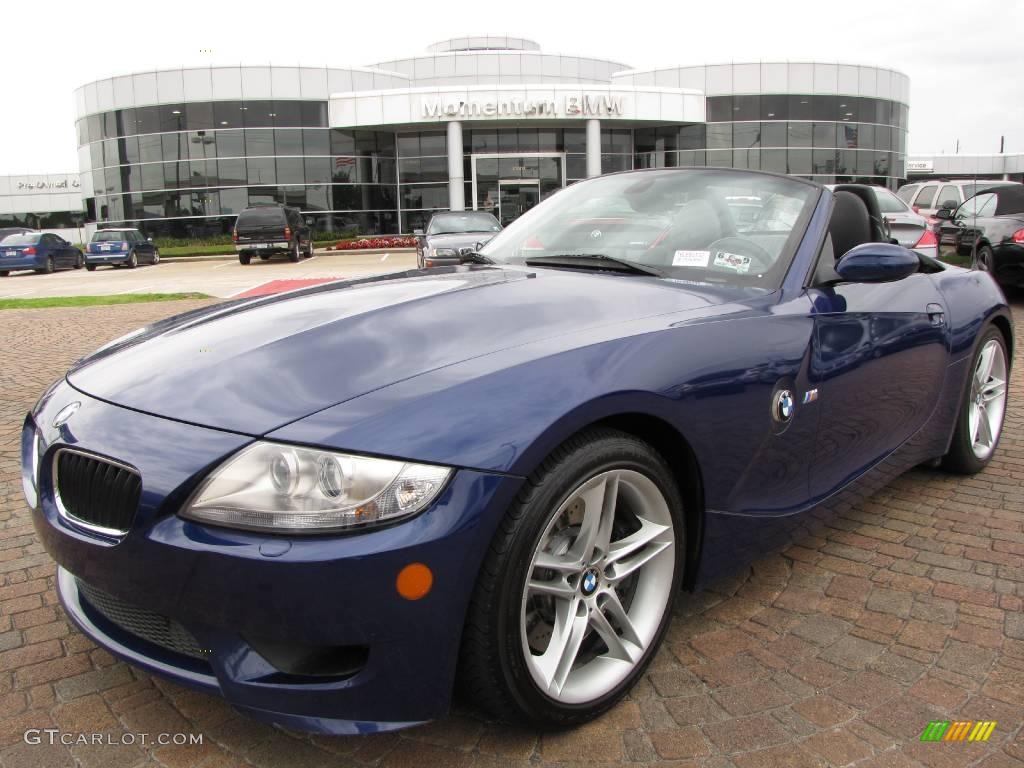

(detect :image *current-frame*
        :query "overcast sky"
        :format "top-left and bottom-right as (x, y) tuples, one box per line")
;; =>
(2, 0), (1021, 174)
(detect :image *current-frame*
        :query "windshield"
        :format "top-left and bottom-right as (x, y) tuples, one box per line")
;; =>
(478, 169), (818, 288)
(427, 212), (501, 235)
(91, 231), (130, 242)
(872, 188), (909, 213)
(2, 233), (42, 245)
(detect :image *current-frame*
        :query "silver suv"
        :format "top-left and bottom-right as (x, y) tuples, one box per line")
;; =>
(896, 180), (1021, 217)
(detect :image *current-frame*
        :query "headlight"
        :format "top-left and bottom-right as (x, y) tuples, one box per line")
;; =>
(433, 248), (457, 258)
(180, 442), (452, 533)
(21, 425), (42, 509)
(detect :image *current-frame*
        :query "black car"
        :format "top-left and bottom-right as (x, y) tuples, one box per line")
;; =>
(233, 205), (313, 264)
(937, 186), (1024, 286)
(414, 211), (502, 268)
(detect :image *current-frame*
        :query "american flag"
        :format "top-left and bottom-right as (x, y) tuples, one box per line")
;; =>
(335, 157), (355, 169)
(844, 125), (859, 149)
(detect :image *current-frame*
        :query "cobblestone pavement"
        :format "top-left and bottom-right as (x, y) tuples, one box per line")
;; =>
(0, 298), (1022, 768)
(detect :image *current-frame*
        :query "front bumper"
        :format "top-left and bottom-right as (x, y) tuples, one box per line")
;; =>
(27, 380), (521, 733)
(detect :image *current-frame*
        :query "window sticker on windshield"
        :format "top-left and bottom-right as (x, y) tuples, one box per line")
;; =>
(713, 251), (751, 274)
(673, 250), (710, 268)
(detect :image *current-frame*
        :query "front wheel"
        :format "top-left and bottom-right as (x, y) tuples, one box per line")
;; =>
(152, 249), (160, 265)
(976, 245), (995, 273)
(942, 327), (1009, 474)
(74, 252), (83, 269)
(460, 428), (684, 726)
(85, 264), (96, 272)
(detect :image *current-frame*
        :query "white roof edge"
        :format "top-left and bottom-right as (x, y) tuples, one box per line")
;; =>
(329, 83), (705, 100)
(612, 61), (910, 79)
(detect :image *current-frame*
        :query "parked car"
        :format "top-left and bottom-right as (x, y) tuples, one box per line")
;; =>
(937, 185), (1024, 285)
(830, 184), (937, 258)
(85, 229), (159, 270)
(23, 168), (1010, 734)
(233, 204), (313, 264)
(414, 211), (502, 268)
(0, 232), (82, 276)
(896, 179), (1021, 218)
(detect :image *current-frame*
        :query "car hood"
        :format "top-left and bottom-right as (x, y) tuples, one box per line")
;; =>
(424, 232), (498, 250)
(66, 266), (744, 435)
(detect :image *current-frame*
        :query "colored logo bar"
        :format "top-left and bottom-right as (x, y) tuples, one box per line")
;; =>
(920, 721), (997, 742)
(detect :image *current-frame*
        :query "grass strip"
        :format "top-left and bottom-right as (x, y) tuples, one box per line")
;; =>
(0, 293), (210, 310)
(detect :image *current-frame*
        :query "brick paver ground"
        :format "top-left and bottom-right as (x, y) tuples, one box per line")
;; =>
(0, 299), (1021, 768)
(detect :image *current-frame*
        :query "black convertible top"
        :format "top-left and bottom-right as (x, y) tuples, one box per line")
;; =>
(978, 184), (1024, 216)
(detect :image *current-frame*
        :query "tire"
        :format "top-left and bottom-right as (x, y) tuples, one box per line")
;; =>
(0, 270), (8, 277)
(259, 254), (271, 261)
(74, 252), (83, 269)
(460, 428), (685, 726)
(305, 240), (314, 257)
(85, 264), (96, 272)
(37, 257), (55, 274)
(152, 249), (160, 265)
(127, 251), (138, 269)
(976, 244), (995, 274)
(289, 240), (301, 263)
(942, 326), (1009, 474)
(239, 253), (252, 265)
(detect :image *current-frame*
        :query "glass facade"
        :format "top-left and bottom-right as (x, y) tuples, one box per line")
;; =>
(79, 100), (398, 237)
(635, 95), (908, 188)
(77, 93), (907, 236)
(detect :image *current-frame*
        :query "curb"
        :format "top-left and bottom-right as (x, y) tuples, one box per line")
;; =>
(161, 247), (416, 263)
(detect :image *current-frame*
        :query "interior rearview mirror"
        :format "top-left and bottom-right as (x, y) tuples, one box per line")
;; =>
(835, 242), (919, 283)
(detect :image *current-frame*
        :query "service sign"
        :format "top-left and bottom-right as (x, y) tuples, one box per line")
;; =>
(12, 176), (81, 193)
(906, 160), (934, 172)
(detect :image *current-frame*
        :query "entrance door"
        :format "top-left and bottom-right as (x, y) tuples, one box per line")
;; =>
(498, 181), (540, 227)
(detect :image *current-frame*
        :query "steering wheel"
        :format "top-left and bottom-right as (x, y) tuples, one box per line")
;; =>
(706, 236), (774, 277)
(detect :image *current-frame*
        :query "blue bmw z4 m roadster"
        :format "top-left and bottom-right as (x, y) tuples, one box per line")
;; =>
(23, 169), (1011, 734)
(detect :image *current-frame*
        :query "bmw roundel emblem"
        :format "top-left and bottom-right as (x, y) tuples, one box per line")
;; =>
(589, 229), (603, 239)
(581, 568), (599, 596)
(773, 390), (795, 423)
(51, 401), (81, 428)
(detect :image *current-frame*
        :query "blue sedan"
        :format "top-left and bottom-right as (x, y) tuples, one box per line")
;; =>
(85, 228), (160, 270)
(0, 232), (83, 276)
(22, 169), (1011, 734)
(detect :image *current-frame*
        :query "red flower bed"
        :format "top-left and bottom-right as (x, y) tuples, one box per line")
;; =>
(330, 236), (417, 251)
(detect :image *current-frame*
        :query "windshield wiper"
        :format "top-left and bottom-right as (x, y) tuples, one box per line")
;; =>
(524, 253), (663, 277)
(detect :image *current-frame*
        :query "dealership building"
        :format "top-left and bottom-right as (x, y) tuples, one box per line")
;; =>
(62, 36), (915, 236)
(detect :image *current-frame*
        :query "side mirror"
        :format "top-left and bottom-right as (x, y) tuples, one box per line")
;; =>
(940, 199), (958, 210)
(934, 208), (954, 220)
(835, 242), (919, 283)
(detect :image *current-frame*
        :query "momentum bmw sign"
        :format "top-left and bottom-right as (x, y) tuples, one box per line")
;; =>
(421, 95), (625, 119)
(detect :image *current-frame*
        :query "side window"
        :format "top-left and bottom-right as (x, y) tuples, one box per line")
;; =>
(896, 184), (918, 204)
(937, 186), (959, 209)
(913, 185), (937, 208)
(957, 193), (996, 219)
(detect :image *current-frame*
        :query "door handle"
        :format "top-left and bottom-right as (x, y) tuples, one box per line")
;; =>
(926, 303), (945, 326)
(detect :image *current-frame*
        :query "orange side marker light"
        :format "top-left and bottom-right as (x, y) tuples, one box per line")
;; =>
(396, 563), (433, 601)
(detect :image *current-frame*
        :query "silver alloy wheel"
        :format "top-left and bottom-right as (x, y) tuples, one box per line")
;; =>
(520, 469), (675, 704)
(977, 247), (993, 272)
(153, 249), (160, 264)
(969, 339), (1008, 460)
